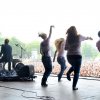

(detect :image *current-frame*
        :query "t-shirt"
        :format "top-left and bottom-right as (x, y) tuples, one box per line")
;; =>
(40, 38), (50, 56)
(65, 35), (87, 55)
(96, 40), (100, 52)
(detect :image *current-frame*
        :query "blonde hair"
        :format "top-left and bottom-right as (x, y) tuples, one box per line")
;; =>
(39, 33), (47, 39)
(55, 38), (64, 50)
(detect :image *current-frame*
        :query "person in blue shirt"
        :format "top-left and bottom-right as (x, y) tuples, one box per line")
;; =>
(0, 39), (12, 71)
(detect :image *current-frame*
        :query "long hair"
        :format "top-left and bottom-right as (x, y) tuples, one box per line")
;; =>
(55, 38), (64, 51)
(66, 26), (79, 44)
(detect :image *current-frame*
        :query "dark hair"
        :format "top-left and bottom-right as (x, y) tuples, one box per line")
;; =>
(98, 31), (100, 37)
(5, 39), (9, 44)
(66, 26), (77, 35)
(66, 26), (79, 44)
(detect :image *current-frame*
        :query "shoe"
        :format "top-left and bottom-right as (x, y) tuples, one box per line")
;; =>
(67, 73), (71, 81)
(73, 87), (78, 90)
(41, 83), (48, 87)
(58, 78), (62, 82)
(58, 76), (61, 82)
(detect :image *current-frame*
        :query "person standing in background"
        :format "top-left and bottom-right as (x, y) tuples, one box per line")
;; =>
(39, 25), (54, 87)
(65, 26), (93, 90)
(0, 39), (12, 71)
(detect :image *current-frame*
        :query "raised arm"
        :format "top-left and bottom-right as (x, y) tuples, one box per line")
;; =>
(48, 25), (55, 38)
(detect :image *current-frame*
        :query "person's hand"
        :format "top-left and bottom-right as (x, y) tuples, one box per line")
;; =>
(89, 37), (93, 40)
(87, 37), (93, 40)
(50, 25), (55, 28)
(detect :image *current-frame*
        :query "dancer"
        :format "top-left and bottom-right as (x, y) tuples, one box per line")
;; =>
(53, 38), (67, 82)
(96, 31), (100, 52)
(39, 25), (54, 87)
(65, 26), (93, 90)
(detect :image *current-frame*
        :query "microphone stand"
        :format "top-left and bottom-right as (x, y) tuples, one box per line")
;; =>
(15, 44), (25, 61)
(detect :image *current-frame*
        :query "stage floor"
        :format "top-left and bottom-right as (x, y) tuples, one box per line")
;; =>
(0, 74), (100, 100)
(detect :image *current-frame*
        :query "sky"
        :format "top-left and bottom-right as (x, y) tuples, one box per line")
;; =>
(0, 0), (100, 44)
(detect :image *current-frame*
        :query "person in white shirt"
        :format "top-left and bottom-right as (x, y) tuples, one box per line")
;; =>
(65, 26), (93, 90)
(53, 38), (67, 82)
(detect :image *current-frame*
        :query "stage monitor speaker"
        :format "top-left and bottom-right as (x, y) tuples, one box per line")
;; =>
(25, 64), (35, 77)
(15, 63), (35, 77)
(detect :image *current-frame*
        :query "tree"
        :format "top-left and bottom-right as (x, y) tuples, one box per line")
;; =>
(81, 43), (99, 60)
(0, 33), (4, 44)
(25, 41), (40, 59)
(10, 37), (26, 59)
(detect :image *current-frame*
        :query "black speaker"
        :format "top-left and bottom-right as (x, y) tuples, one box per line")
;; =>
(24, 65), (35, 77)
(15, 63), (35, 77)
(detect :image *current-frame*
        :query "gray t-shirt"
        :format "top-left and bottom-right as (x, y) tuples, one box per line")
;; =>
(96, 40), (100, 52)
(40, 38), (50, 56)
(65, 35), (87, 55)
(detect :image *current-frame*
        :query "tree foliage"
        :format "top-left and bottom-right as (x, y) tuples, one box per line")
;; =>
(81, 43), (99, 60)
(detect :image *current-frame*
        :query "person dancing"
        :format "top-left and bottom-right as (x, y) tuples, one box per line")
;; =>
(39, 25), (54, 87)
(65, 26), (93, 90)
(53, 38), (67, 82)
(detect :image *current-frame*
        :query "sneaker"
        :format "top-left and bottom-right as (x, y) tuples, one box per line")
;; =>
(41, 83), (48, 87)
(58, 78), (61, 82)
(73, 87), (78, 90)
(67, 73), (71, 81)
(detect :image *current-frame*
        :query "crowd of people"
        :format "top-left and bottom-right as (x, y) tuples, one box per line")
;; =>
(31, 60), (100, 77)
